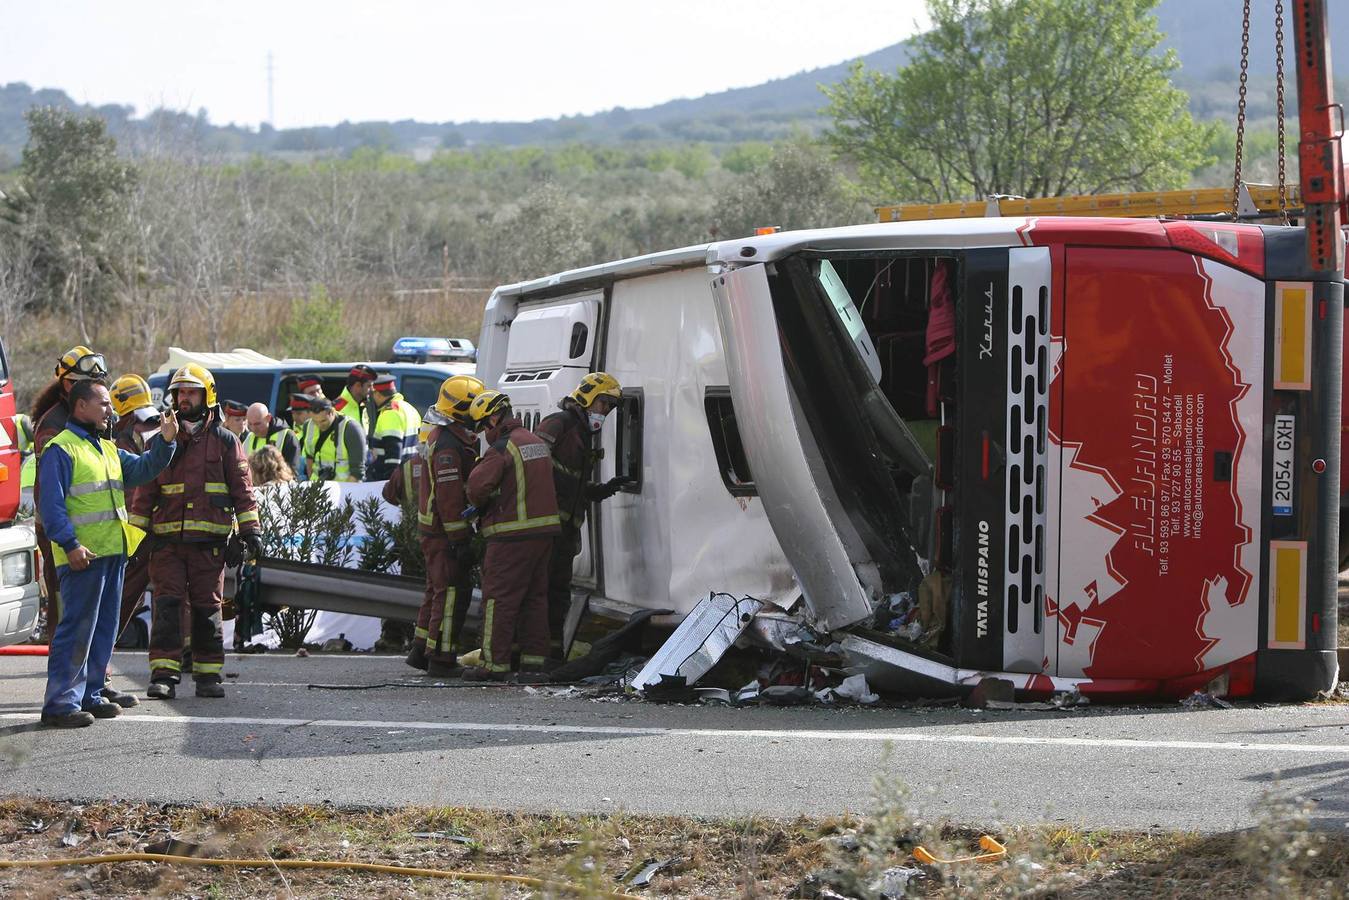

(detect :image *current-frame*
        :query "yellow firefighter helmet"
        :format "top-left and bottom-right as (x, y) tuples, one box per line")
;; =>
(109, 374), (153, 418)
(168, 363), (218, 407)
(570, 371), (622, 408)
(435, 375), (486, 423)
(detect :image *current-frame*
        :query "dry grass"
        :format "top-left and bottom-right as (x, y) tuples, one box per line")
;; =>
(8, 280), (491, 406)
(0, 796), (1347, 899)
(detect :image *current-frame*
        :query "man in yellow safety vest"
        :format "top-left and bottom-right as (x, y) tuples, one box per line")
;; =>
(37, 379), (177, 727)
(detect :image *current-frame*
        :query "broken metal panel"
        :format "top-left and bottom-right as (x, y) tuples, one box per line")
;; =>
(711, 264), (876, 631)
(631, 594), (764, 692)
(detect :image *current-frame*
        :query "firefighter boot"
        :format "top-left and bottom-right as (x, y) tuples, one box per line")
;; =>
(195, 677), (225, 699)
(101, 685), (140, 708)
(146, 680), (176, 700)
(405, 644), (429, 671)
(460, 666), (508, 683)
(426, 658), (463, 679)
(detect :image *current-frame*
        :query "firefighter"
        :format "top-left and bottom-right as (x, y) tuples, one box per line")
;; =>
(130, 364), (261, 700)
(463, 390), (560, 682)
(244, 401), (300, 472)
(301, 395), (367, 482)
(220, 399), (249, 439)
(335, 364), (376, 432)
(411, 375), (483, 675)
(109, 374), (167, 642)
(36, 380), (177, 727)
(535, 372), (627, 656)
(30, 347), (109, 647)
(367, 373), (422, 481)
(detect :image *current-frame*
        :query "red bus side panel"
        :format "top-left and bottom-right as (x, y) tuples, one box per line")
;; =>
(1052, 248), (1265, 679)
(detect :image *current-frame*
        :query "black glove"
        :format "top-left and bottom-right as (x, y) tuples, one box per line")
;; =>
(589, 476), (631, 500)
(242, 532), (263, 561)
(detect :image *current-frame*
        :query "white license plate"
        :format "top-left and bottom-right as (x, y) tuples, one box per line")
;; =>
(1272, 414), (1295, 516)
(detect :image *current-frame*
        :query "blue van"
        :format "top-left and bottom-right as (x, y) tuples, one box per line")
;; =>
(146, 339), (475, 424)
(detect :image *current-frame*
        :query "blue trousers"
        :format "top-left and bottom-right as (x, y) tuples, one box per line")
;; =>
(43, 555), (126, 716)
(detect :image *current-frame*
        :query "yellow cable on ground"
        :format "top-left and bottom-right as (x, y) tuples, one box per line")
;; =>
(0, 852), (642, 898)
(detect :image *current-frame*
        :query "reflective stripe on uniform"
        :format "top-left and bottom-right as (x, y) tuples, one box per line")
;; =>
(150, 658), (182, 673)
(129, 514), (151, 528)
(204, 482), (228, 494)
(68, 507), (126, 526)
(161, 483), (185, 494)
(151, 519), (234, 536)
(68, 478), (124, 496)
(479, 441), (561, 537)
(236, 510), (259, 526)
(193, 661), (224, 675)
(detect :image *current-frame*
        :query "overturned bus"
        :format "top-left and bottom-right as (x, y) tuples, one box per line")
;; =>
(475, 217), (1341, 700)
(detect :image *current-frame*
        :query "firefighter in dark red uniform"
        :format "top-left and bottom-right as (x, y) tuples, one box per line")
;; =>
(130, 364), (261, 699)
(109, 374), (165, 639)
(534, 372), (626, 656)
(414, 375), (483, 676)
(464, 390), (560, 682)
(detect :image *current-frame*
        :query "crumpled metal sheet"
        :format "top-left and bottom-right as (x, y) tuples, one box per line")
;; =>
(631, 593), (763, 693)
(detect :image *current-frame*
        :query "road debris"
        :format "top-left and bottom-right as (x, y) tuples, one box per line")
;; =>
(1181, 691), (1235, 710)
(631, 593), (762, 693)
(816, 674), (880, 705)
(963, 677), (1015, 708)
(411, 831), (476, 845)
(619, 856), (687, 887)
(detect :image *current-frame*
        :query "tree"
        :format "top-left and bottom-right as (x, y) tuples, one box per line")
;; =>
(823, 0), (1213, 204)
(711, 138), (870, 239)
(4, 107), (136, 342)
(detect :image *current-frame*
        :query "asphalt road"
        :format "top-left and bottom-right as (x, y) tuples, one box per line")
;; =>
(1, 651), (1347, 832)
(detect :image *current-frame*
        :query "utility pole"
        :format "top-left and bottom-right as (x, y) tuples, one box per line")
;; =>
(267, 51), (275, 128)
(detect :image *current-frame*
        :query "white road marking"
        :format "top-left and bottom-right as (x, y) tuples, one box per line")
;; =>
(3, 712), (1348, 755)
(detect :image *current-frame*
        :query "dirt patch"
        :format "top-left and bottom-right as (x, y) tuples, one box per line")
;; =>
(0, 797), (1346, 898)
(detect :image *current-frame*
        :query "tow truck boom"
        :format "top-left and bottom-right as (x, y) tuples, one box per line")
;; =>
(1293, 0), (1343, 276)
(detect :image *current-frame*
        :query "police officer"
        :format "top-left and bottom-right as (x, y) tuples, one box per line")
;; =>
(368, 373), (422, 482)
(244, 402), (300, 472)
(463, 390), (560, 682)
(535, 372), (627, 656)
(302, 395), (366, 482)
(220, 399), (249, 439)
(335, 365), (376, 432)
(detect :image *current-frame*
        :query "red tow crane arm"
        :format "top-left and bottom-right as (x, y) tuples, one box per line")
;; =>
(1293, 0), (1344, 275)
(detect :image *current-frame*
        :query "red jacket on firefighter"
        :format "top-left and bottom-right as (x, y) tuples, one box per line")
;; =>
(464, 391), (559, 677)
(129, 421), (259, 543)
(109, 374), (161, 637)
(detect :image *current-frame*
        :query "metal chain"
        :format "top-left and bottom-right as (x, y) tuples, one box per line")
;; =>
(1232, 0), (1252, 217)
(1274, 0), (1289, 223)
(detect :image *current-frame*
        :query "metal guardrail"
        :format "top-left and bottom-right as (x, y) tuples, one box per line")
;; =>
(224, 558), (424, 622)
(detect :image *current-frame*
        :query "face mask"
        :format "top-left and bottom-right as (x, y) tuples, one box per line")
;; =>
(587, 412), (606, 433)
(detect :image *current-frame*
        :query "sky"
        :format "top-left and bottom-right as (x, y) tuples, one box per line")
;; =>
(1, 1), (931, 129)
